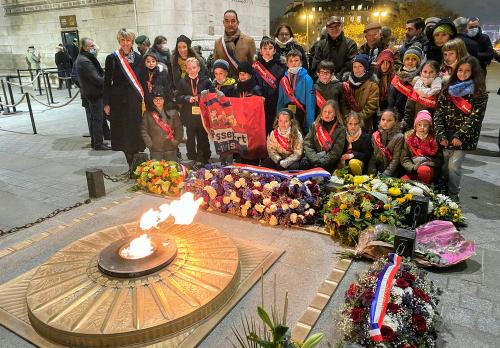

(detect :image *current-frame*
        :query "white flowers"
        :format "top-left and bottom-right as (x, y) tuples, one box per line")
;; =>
(371, 179), (388, 193)
(330, 176), (345, 185)
(382, 314), (399, 331)
(449, 201), (459, 210)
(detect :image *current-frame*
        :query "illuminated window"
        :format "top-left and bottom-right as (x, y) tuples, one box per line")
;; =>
(351, 5), (355, 10)
(357, 16), (361, 23)
(358, 4), (363, 10)
(341, 16), (345, 22)
(319, 7), (322, 11)
(312, 7), (315, 12)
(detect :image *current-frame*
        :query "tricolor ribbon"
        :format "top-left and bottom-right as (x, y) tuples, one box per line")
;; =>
(221, 35), (240, 70)
(112, 50), (144, 102)
(225, 163), (331, 181)
(369, 253), (402, 342)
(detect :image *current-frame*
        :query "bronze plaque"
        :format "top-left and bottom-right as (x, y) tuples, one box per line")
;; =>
(59, 15), (77, 28)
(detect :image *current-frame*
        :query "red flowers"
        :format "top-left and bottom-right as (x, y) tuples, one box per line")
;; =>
(347, 283), (359, 298)
(412, 314), (427, 334)
(350, 308), (364, 323)
(380, 325), (396, 342)
(360, 289), (374, 306)
(413, 287), (430, 302)
(386, 302), (400, 314)
(395, 278), (410, 289)
(401, 271), (416, 284)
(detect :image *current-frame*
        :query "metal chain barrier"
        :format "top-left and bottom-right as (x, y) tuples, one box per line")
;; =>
(0, 199), (91, 237)
(103, 170), (132, 183)
(27, 89), (80, 108)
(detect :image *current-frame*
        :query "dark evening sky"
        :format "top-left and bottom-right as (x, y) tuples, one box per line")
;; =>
(270, 1), (500, 25)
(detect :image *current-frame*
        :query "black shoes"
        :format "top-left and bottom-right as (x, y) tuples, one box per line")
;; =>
(93, 144), (111, 151)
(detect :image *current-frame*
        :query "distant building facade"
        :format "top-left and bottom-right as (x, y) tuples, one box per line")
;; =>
(0, 0), (269, 70)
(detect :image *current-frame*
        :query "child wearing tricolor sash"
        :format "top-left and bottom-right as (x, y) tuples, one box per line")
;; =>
(400, 110), (442, 184)
(277, 50), (315, 133)
(141, 86), (183, 161)
(402, 60), (442, 132)
(368, 109), (404, 177)
(339, 112), (372, 175)
(262, 108), (303, 170)
(434, 56), (488, 202)
(302, 100), (346, 172)
(314, 60), (342, 118)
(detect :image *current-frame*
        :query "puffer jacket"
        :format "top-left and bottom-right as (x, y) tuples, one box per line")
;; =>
(368, 125), (404, 176)
(314, 78), (343, 114)
(400, 130), (442, 173)
(141, 109), (183, 152)
(433, 88), (488, 151)
(303, 119), (346, 172)
(341, 73), (380, 132)
(267, 128), (303, 168)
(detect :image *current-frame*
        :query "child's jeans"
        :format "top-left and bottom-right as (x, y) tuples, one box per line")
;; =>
(442, 149), (466, 195)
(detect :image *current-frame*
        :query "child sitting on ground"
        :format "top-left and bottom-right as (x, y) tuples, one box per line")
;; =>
(261, 108), (303, 170)
(339, 112), (372, 175)
(400, 110), (442, 184)
(141, 85), (183, 161)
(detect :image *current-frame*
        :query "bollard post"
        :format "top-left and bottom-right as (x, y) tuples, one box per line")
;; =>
(1, 79), (12, 114)
(131, 152), (149, 173)
(36, 69), (42, 95)
(6, 77), (17, 113)
(25, 93), (37, 134)
(86, 168), (106, 198)
(0, 91), (3, 112)
(393, 228), (416, 259)
(42, 71), (50, 104)
(67, 75), (72, 98)
(17, 69), (24, 94)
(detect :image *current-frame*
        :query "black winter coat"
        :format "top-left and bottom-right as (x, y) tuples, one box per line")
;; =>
(426, 19), (457, 64)
(176, 76), (214, 128)
(311, 32), (358, 77)
(456, 34), (479, 58)
(253, 56), (286, 134)
(103, 51), (145, 153)
(469, 28), (495, 71)
(343, 132), (372, 169)
(75, 51), (104, 101)
(170, 53), (208, 90)
(314, 79), (343, 116)
(142, 65), (173, 110)
(274, 40), (308, 70)
(55, 51), (71, 72)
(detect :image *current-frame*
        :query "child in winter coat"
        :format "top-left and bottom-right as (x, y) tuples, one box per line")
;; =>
(277, 49), (315, 133)
(388, 43), (424, 120)
(341, 54), (379, 133)
(339, 112), (372, 175)
(142, 52), (173, 111)
(302, 99), (346, 172)
(176, 57), (214, 166)
(376, 49), (395, 112)
(253, 37), (286, 135)
(141, 86), (183, 161)
(212, 59), (237, 96)
(402, 60), (442, 131)
(314, 60), (343, 116)
(368, 109), (404, 176)
(400, 110), (442, 184)
(262, 108), (303, 170)
(434, 56), (488, 201)
(234, 62), (263, 98)
(440, 38), (469, 83)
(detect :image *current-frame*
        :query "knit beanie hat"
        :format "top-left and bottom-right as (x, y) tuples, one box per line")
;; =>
(353, 54), (370, 72)
(213, 59), (229, 72)
(425, 17), (440, 27)
(433, 24), (454, 36)
(376, 49), (394, 66)
(238, 61), (253, 75)
(404, 42), (424, 65)
(414, 110), (433, 128)
(176, 34), (192, 47)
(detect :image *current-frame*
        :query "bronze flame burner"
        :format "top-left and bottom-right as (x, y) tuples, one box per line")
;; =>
(97, 233), (177, 278)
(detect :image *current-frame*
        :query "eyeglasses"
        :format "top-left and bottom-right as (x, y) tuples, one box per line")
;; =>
(327, 24), (341, 29)
(318, 71), (332, 75)
(278, 32), (291, 37)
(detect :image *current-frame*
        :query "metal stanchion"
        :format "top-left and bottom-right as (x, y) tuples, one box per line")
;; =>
(42, 71), (50, 105)
(67, 76), (72, 98)
(6, 76), (17, 113)
(25, 93), (37, 134)
(0, 92), (3, 112)
(37, 69), (42, 95)
(46, 72), (54, 104)
(1, 79), (12, 114)
(17, 69), (24, 94)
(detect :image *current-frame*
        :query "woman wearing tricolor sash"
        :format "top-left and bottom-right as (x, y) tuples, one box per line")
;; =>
(368, 109), (404, 177)
(262, 108), (303, 170)
(434, 56), (488, 202)
(103, 28), (146, 169)
(302, 100), (346, 172)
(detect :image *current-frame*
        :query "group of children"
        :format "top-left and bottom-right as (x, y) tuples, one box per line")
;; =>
(139, 34), (488, 202)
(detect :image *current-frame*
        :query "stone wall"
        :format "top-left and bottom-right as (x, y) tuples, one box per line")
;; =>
(0, 0), (269, 72)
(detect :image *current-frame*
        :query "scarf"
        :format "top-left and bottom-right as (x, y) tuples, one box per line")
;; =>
(237, 76), (257, 96)
(397, 67), (419, 83)
(349, 69), (372, 85)
(81, 51), (104, 75)
(215, 77), (236, 89)
(448, 79), (474, 97)
(346, 128), (362, 150)
(406, 132), (438, 157)
(275, 37), (294, 48)
(121, 49), (135, 64)
(224, 29), (241, 51)
(342, 81), (362, 112)
(178, 57), (187, 78)
(379, 72), (393, 102)
(316, 120), (337, 152)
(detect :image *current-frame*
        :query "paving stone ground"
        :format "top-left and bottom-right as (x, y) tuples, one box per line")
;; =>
(0, 64), (499, 347)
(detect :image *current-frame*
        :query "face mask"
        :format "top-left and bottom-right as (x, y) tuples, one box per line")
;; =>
(160, 44), (169, 51)
(89, 48), (97, 56)
(467, 28), (479, 37)
(288, 66), (301, 75)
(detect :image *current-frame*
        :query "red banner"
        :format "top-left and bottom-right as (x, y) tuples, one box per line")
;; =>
(200, 94), (267, 160)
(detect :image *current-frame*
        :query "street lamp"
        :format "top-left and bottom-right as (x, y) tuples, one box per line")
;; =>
(301, 11), (314, 50)
(373, 10), (388, 24)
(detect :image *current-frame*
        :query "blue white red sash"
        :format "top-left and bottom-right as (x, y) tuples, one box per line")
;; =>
(225, 164), (331, 181)
(221, 35), (240, 70)
(369, 253), (402, 342)
(112, 50), (144, 101)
